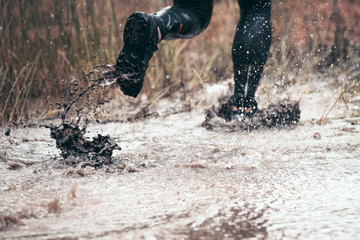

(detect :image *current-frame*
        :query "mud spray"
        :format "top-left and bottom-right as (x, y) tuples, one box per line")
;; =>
(47, 65), (121, 168)
(203, 94), (301, 131)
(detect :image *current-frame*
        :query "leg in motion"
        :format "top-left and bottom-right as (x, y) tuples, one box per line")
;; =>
(115, 0), (213, 97)
(231, 0), (272, 117)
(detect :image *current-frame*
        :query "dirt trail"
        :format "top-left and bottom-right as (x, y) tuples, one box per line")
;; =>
(1, 80), (360, 239)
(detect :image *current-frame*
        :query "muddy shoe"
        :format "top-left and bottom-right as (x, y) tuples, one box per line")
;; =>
(218, 96), (258, 121)
(115, 12), (160, 98)
(231, 95), (258, 119)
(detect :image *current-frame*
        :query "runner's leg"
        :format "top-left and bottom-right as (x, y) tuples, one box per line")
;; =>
(115, 1), (213, 97)
(232, 0), (272, 115)
(154, 0), (213, 40)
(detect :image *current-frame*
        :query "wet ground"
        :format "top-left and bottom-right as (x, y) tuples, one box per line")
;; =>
(1, 80), (360, 239)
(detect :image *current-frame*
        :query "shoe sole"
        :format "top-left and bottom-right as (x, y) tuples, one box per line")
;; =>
(123, 12), (150, 47)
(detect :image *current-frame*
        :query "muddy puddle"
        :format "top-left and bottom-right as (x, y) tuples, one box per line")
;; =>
(1, 78), (360, 239)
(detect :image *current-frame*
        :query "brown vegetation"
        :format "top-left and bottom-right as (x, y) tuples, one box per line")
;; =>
(69, 181), (79, 199)
(47, 197), (62, 214)
(0, 0), (359, 123)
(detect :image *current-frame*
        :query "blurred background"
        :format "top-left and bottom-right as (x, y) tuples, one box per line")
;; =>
(0, 0), (359, 123)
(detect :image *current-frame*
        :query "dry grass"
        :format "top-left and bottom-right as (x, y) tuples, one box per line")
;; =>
(0, 0), (359, 123)
(47, 197), (62, 214)
(69, 181), (80, 199)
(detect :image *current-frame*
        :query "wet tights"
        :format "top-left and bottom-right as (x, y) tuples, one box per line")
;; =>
(150, 0), (272, 104)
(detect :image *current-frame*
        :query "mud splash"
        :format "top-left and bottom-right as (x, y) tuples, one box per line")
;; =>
(204, 97), (301, 131)
(59, 65), (117, 122)
(49, 65), (121, 168)
(47, 124), (120, 168)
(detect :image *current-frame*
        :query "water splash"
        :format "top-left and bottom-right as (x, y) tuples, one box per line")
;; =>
(50, 65), (122, 167)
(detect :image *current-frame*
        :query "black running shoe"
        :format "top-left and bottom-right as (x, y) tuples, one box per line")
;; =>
(231, 95), (258, 119)
(217, 96), (258, 121)
(115, 12), (159, 98)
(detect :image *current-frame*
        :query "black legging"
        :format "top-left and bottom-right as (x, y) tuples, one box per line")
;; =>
(151, 0), (272, 102)
(151, 0), (213, 40)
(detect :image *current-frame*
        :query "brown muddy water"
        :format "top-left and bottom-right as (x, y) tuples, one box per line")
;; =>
(1, 81), (360, 239)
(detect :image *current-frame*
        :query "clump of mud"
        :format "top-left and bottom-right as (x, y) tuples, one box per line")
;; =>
(44, 65), (123, 168)
(203, 97), (301, 131)
(47, 123), (120, 169)
(5, 128), (11, 136)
